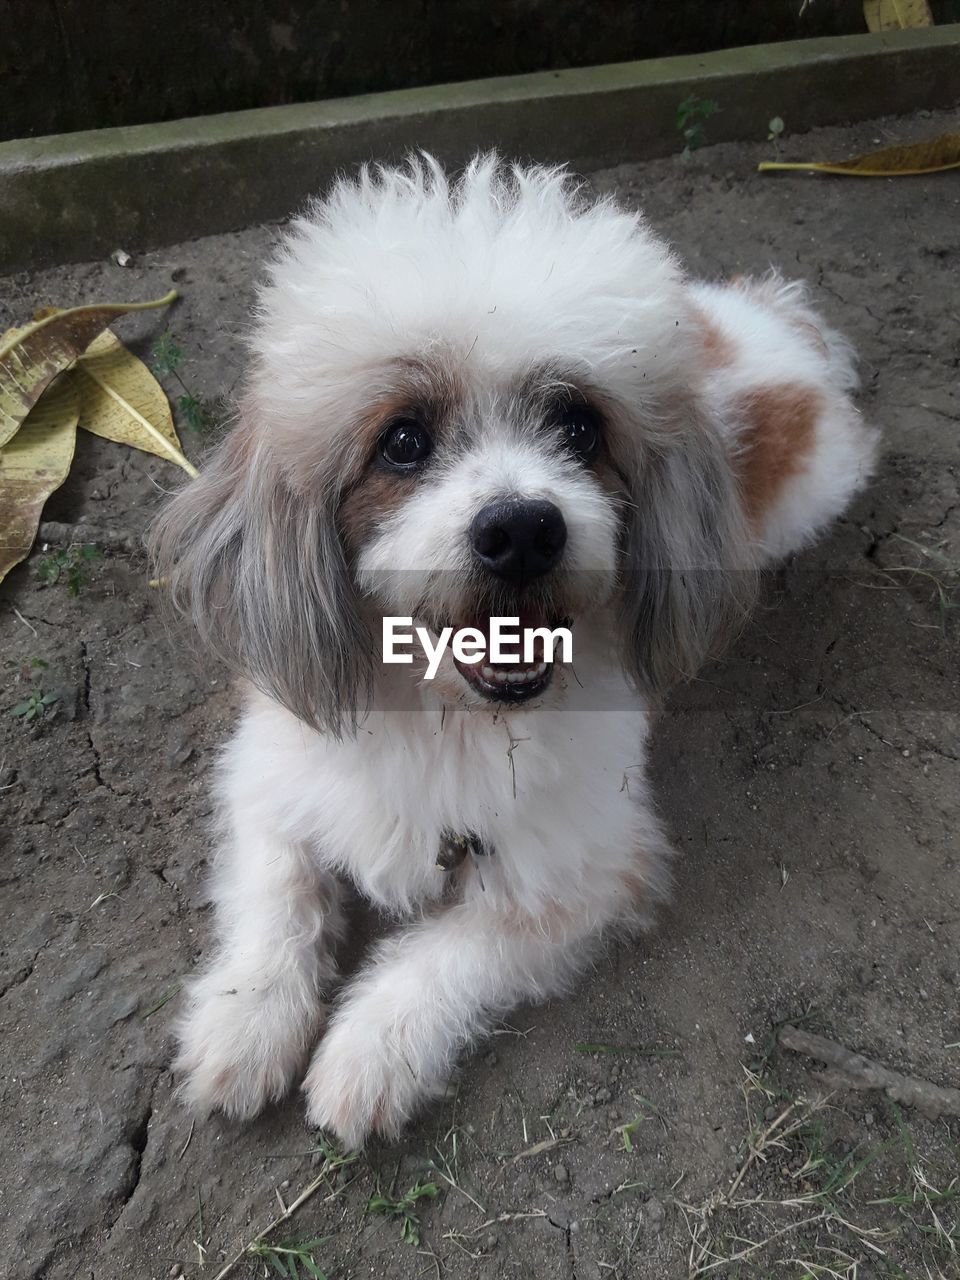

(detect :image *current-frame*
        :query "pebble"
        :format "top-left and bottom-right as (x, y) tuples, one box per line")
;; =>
(864, 1110), (875, 1127)
(764, 1104), (778, 1122)
(594, 1087), (612, 1105)
(553, 1162), (569, 1185)
(482, 1231), (499, 1251)
(645, 1195), (665, 1233)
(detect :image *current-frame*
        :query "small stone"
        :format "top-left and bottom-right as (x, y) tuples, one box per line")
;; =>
(166, 734), (194, 766)
(112, 248), (133, 267)
(169, 1267), (182, 1278)
(864, 1110), (875, 1127)
(279, 1179), (290, 1189)
(594, 1087), (612, 1105)
(764, 1104), (778, 1122)
(645, 1195), (665, 1233)
(482, 1231), (499, 1251)
(553, 1163), (569, 1185)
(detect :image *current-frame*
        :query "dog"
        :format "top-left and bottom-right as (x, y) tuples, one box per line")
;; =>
(149, 155), (877, 1147)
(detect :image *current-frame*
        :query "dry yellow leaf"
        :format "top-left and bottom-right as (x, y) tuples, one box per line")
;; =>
(863, 0), (932, 32)
(75, 330), (198, 478)
(0, 290), (177, 452)
(759, 133), (960, 178)
(0, 374), (79, 586)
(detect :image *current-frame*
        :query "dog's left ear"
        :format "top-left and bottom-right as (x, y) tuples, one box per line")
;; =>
(617, 415), (756, 696)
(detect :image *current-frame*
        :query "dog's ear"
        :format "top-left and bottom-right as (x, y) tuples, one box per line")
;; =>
(617, 416), (756, 697)
(147, 416), (371, 736)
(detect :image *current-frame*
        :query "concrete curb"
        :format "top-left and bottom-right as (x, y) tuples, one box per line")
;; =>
(1, 26), (958, 274)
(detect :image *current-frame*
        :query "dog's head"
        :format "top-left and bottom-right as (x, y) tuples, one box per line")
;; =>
(150, 156), (754, 733)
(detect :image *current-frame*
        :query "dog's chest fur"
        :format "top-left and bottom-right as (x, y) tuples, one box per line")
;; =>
(230, 656), (660, 919)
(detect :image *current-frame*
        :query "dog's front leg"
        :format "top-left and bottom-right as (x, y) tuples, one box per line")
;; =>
(303, 898), (595, 1146)
(175, 818), (343, 1120)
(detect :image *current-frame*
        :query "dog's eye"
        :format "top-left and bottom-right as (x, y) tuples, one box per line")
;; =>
(379, 419), (432, 469)
(556, 406), (601, 464)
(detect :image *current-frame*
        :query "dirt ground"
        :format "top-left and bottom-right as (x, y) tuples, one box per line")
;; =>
(1, 108), (958, 1280)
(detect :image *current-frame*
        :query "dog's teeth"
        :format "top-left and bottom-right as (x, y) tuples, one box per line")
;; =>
(534, 662), (547, 676)
(482, 666), (495, 679)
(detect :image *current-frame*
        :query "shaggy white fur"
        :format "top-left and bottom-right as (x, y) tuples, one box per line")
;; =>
(151, 155), (878, 1147)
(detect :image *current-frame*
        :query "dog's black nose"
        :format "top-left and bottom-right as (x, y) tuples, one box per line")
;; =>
(469, 499), (567, 584)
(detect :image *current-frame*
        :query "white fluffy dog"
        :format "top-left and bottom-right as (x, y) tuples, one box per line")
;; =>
(150, 155), (877, 1147)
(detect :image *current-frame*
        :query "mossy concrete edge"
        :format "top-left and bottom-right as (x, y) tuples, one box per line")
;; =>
(1, 26), (958, 273)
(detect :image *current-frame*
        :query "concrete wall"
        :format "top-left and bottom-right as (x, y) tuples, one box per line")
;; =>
(1, 0), (877, 142)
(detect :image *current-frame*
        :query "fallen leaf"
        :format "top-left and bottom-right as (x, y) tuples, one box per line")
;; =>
(76, 330), (198, 477)
(863, 0), (932, 33)
(0, 290), (177, 451)
(0, 374), (79, 586)
(759, 132), (960, 177)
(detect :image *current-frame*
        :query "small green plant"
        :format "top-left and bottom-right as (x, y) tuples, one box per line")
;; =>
(768, 115), (785, 144)
(151, 331), (217, 438)
(248, 1236), (329, 1278)
(35, 544), (102, 596)
(614, 1095), (661, 1152)
(12, 689), (59, 723)
(367, 1178), (439, 1246)
(676, 94), (719, 159)
(884, 533), (958, 633)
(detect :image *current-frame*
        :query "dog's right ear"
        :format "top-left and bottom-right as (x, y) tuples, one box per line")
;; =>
(147, 417), (371, 737)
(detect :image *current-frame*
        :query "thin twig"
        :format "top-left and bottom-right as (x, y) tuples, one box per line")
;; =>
(779, 1025), (960, 1120)
(12, 607), (38, 636)
(212, 1170), (360, 1280)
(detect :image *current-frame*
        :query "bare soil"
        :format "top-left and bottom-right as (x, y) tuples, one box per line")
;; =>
(1, 109), (958, 1280)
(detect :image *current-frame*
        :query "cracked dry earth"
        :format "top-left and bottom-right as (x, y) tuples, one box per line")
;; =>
(1, 108), (959, 1280)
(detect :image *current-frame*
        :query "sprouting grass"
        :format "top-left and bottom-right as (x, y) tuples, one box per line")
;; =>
(248, 1236), (329, 1278)
(614, 1095), (661, 1153)
(140, 983), (182, 1019)
(676, 94), (720, 159)
(674, 1043), (960, 1279)
(12, 687), (59, 723)
(877, 533), (958, 632)
(151, 330), (219, 439)
(367, 1178), (440, 1246)
(35, 543), (102, 595)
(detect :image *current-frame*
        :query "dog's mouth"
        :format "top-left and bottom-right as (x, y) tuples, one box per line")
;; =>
(451, 605), (566, 704)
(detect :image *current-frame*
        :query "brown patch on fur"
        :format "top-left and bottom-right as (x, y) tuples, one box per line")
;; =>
(735, 383), (821, 523)
(790, 316), (830, 359)
(692, 305), (736, 369)
(618, 870), (650, 907)
(495, 897), (586, 944)
(337, 360), (465, 555)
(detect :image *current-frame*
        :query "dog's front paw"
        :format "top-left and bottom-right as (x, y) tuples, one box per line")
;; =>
(303, 1004), (444, 1147)
(174, 971), (323, 1121)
